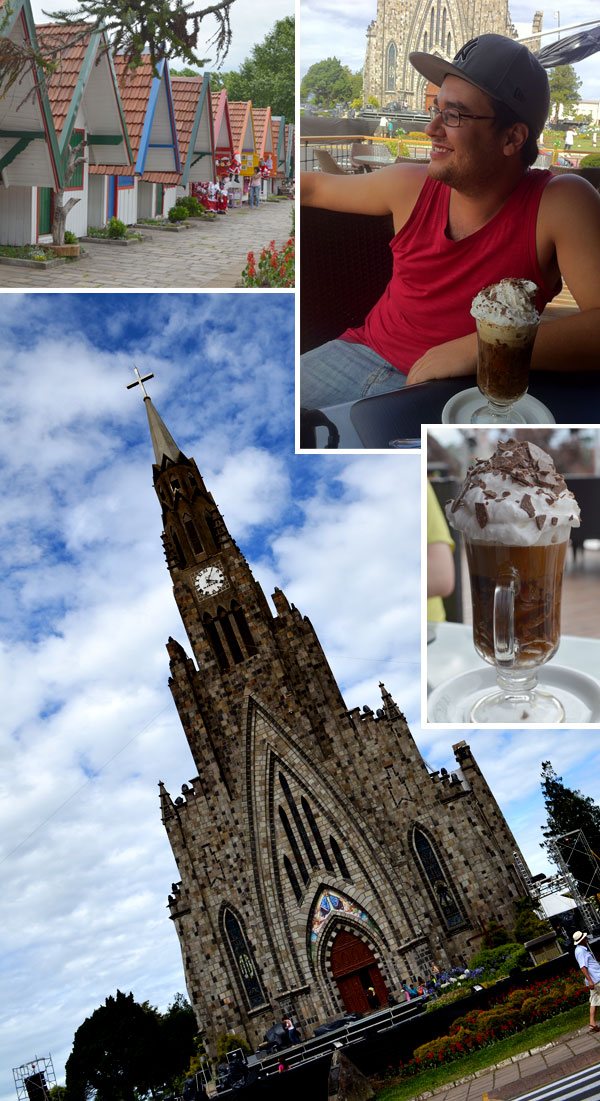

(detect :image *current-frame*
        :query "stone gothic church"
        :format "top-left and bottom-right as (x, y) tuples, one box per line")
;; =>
(138, 394), (529, 1053)
(363, 0), (525, 111)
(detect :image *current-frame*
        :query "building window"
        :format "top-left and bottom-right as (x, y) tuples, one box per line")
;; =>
(430, 7), (435, 43)
(386, 42), (397, 91)
(442, 7), (447, 44)
(223, 907), (265, 1009)
(423, 31), (428, 50)
(170, 527), (186, 567)
(279, 774), (317, 868)
(183, 515), (203, 554)
(413, 827), (465, 929)
(330, 836), (352, 880)
(279, 806), (310, 885)
(231, 601), (256, 655)
(301, 796), (334, 872)
(283, 854), (303, 902)
(447, 32), (452, 53)
(203, 612), (228, 670)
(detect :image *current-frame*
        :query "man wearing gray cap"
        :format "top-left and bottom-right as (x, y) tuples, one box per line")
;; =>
(300, 35), (600, 409)
(573, 930), (600, 1032)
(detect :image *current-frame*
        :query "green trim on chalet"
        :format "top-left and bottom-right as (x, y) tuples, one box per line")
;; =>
(181, 71), (213, 187)
(2, 0), (63, 187)
(87, 134), (124, 145)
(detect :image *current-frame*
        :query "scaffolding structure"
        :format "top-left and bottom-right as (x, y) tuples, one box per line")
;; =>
(13, 1056), (56, 1101)
(514, 829), (600, 934)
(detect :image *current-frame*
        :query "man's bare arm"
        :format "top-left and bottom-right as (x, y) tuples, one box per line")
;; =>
(532, 175), (600, 371)
(300, 162), (426, 221)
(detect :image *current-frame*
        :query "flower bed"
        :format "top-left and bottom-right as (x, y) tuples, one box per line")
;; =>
(242, 237), (294, 287)
(403, 973), (586, 1078)
(0, 244), (65, 268)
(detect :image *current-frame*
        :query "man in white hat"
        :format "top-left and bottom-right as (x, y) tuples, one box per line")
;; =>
(573, 930), (600, 1032)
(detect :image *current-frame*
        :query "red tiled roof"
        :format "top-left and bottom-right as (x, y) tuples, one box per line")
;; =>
(36, 22), (92, 135)
(252, 106), (271, 156)
(170, 76), (202, 166)
(228, 100), (253, 152)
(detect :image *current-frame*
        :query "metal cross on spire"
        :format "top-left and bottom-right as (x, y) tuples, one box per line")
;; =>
(126, 365), (155, 398)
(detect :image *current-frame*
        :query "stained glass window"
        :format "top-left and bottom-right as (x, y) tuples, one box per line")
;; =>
(223, 908), (266, 1009)
(413, 828), (464, 929)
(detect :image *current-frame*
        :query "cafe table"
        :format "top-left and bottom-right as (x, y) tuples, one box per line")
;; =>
(425, 620), (600, 726)
(303, 372), (600, 450)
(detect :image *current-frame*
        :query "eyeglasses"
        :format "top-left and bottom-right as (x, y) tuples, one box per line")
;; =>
(429, 105), (496, 127)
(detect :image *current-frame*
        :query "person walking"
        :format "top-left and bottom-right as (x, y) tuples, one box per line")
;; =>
(248, 168), (262, 208)
(573, 930), (600, 1032)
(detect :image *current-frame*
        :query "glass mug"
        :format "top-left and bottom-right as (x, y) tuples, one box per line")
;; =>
(465, 530), (571, 722)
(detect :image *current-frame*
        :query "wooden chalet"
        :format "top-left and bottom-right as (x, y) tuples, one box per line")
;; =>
(228, 100), (257, 180)
(252, 106), (276, 196)
(211, 89), (234, 177)
(0, 0), (62, 244)
(90, 55), (180, 223)
(170, 73), (215, 199)
(36, 22), (133, 238)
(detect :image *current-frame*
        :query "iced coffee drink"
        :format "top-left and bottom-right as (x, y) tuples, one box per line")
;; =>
(470, 279), (540, 423)
(446, 438), (581, 721)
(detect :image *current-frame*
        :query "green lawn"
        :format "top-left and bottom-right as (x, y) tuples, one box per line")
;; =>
(374, 1002), (589, 1101)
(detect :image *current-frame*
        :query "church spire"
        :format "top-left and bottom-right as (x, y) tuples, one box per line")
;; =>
(126, 366), (183, 465)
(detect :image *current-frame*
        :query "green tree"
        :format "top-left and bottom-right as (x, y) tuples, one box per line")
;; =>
(548, 64), (582, 121)
(221, 17), (294, 121)
(541, 761), (600, 903)
(1, 0), (235, 94)
(64, 990), (197, 1101)
(300, 57), (355, 110)
(512, 897), (552, 943)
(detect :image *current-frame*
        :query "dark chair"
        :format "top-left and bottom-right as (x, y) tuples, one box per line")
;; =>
(300, 206), (394, 354)
(564, 476), (600, 559)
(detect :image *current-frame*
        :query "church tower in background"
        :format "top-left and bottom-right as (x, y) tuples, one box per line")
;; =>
(134, 384), (530, 1054)
(363, 0), (520, 110)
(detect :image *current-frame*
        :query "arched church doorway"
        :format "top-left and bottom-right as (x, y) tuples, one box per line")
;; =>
(330, 929), (388, 1013)
(424, 80), (438, 113)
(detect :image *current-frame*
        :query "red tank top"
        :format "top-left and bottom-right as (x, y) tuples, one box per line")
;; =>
(341, 169), (558, 374)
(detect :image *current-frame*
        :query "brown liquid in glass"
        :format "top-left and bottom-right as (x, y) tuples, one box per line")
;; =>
(477, 334), (534, 404)
(466, 540), (567, 667)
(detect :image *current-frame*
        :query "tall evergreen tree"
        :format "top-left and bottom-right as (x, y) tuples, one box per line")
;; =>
(541, 761), (600, 902)
(548, 65), (582, 121)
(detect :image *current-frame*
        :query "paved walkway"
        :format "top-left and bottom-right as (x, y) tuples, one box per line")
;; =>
(410, 1026), (600, 1101)
(0, 199), (293, 289)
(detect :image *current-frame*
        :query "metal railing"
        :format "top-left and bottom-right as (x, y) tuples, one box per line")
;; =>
(300, 135), (431, 172)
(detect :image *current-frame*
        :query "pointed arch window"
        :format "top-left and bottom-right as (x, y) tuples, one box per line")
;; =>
(447, 32), (452, 54)
(430, 8), (435, 43)
(283, 854), (303, 902)
(279, 806), (309, 885)
(301, 796), (334, 872)
(169, 527), (186, 568)
(423, 31), (428, 51)
(413, 827), (465, 929)
(442, 8), (447, 45)
(330, 836), (352, 881)
(279, 774), (318, 868)
(231, 601), (256, 655)
(203, 611), (228, 670)
(218, 606), (244, 664)
(385, 41), (397, 91)
(182, 514), (203, 555)
(222, 907), (266, 1009)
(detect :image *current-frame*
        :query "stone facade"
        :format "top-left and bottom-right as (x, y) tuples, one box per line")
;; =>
(363, 0), (517, 110)
(144, 397), (530, 1055)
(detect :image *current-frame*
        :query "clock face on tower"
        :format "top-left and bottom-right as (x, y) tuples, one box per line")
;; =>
(194, 565), (228, 597)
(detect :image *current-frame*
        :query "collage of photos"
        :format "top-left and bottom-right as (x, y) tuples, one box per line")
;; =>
(1, 2), (600, 1101)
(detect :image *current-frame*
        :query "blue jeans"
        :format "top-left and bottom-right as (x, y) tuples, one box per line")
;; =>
(249, 186), (260, 207)
(300, 339), (407, 408)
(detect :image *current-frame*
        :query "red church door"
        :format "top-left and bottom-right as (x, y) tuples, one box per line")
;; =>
(330, 930), (388, 1013)
(424, 80), (438, 113)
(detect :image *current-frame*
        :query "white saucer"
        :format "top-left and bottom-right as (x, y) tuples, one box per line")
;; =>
(441, 388), (555, 425)
(428, 664), (600, 724)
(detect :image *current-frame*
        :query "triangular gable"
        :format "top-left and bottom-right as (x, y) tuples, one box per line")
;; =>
(211, 89), (233, 159)
(272, 115), (286, 175)
(252, 106), (273, 159)
(171, 72), (215, 186)
(115, 56), (180, 176)
(228, 100), (255, 155)
(36, 22), (132, 168)
(0, 0), (61, 187)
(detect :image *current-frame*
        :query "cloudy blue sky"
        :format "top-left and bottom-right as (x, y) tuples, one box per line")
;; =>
(300, 0), (600, 100)
(1, 292), (598, 1101)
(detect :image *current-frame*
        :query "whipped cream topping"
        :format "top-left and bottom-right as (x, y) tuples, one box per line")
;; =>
(471, 278), (540, 328)
(446, 439), (581, 546)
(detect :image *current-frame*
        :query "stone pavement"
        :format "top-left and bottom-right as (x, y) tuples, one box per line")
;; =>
(410, 1026), (600, 1101)
(0, 198), (293, 290)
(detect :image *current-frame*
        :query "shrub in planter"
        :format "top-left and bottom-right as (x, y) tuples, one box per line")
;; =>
(168, 204), (189, 223)
(107, 216), (127, 238)
(64, 230), (78, 244)
(579, 153), (600, 167)
(467, 941), (529, 981)
(177, 195), (203, 216)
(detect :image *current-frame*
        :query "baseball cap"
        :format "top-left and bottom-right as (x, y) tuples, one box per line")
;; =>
(573, 930), (588, 945)
(409, 34), (550, 138)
